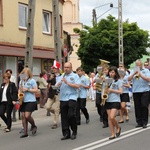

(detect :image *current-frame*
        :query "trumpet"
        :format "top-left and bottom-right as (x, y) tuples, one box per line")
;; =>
(135, 74), (139, 80)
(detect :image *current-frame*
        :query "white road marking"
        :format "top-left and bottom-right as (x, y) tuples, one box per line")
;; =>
(73, 124), (150, 150)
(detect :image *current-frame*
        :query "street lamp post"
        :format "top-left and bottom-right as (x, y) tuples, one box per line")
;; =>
(92, 1), (124, 65)
(92, 3), (113, 26)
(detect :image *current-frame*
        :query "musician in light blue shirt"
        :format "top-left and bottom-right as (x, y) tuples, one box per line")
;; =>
(104, 66), (122, 140)
(76, 67), (90, 125)
(118, 70), (130, 123)
(128, 59), (150, 128)
(56, 62), (80, 140)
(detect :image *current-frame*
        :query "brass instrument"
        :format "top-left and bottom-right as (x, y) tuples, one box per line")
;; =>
(18, 93), (24, 105)
(134, 66), (140, 80)
(94, 59), (110, 92)
(135, 72), (139, 80)
(101, 78), (113, 106)
(18, 79), (24, 105)
(101, 83), (109, 106)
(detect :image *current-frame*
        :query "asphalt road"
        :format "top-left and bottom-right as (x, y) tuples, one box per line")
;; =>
(0, 100), (150, 150)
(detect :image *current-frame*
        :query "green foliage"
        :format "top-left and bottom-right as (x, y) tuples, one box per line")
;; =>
(75, 15), (150, 73)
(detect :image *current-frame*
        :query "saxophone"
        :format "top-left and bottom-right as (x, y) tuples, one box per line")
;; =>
(18, 80), (24, 105)
(101, 78), (113, 106)
(101, 83), (109, 106)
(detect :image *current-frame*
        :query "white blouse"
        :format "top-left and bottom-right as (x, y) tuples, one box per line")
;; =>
(2, 84), (8, 102)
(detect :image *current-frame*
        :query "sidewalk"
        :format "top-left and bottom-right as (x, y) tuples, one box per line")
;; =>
(0, 99), (96, 127)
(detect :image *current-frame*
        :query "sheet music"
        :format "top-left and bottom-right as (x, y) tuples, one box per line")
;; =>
(105, 78), (113, 84)
(51, 85), (59, 90)
(95, 78), (102, 83)
(134, 66), (140, 72)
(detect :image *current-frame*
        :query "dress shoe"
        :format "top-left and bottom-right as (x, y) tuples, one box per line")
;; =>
(109, 136), (115, 140)
(143, 124), (147, 128)
(103, 124), (109, 128)
(32, 126), (37, 135)
(20, 134), (28, 138)
(51, 124), (58, 129)
(135, 124), (142, 128)
(70, 134), (76, 140)
(126, 119), (129, 122)
(118, 121), (124, 124)
(77, 122), (81, 125)
(61, 135), (70, 140)
(116, 127), (121, 137)
(126, 116), (129, 122)
(86, 118), (90, 124)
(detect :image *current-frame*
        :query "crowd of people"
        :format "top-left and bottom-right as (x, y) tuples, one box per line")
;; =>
(0, 59), (150, 141)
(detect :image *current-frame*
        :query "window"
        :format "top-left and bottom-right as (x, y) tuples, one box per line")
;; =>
(42, 11), (51, 34)
(18, 3), (28, 28)
(0, 0), (3, 25)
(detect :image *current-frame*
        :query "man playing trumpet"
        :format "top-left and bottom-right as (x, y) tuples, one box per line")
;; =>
(128, 59), (150, 128)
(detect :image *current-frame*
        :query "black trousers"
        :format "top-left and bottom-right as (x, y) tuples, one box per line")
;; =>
(76, 98), (89, 124)
(133, 92), (149, 125)
(96, 93), (108, 125)
(60, 100), (77, 136)
(96, 93), (102, 117)
(0, 102), (14, 129)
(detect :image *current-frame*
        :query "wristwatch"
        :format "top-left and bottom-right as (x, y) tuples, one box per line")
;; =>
(27, 88), (30, 92)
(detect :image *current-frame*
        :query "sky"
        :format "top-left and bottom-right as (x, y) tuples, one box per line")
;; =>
(79, 0), (150, 32)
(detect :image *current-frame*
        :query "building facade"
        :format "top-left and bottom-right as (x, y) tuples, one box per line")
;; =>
(0, 0), (64, 84)
(63, 0), (82, 71)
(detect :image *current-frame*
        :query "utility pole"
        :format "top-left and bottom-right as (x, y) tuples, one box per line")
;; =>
(118, 0), (124, 65)
(92, 9), (97, 26)
(25, 0), (36, 71)
(52, 0), (62, 63)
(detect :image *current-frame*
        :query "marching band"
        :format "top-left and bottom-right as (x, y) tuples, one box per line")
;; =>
(0, 59), (150, 141)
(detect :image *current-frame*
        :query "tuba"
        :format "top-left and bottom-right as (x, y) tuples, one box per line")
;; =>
(94, 59), (110, 92)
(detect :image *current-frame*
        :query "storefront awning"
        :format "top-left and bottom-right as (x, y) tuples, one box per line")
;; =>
(0, 45), (54, 59)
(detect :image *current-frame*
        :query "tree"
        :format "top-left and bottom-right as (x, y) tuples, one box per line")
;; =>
(74, 15), (150, 73)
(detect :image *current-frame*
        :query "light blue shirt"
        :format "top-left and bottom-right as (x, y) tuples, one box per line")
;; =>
(78, 75), (89, 98)
(106, 79), (122, 103)
(120, 76), (129, 93)
(55, 73), (61, 83)
(130, 68), (150, 93)
(20, 78), (37, 102)
(58, 72), (80, 101)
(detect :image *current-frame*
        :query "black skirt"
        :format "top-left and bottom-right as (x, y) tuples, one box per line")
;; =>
(105, 102), (121, 110)
(120, 93), (130, 102)
(20, 101), (37, 112)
